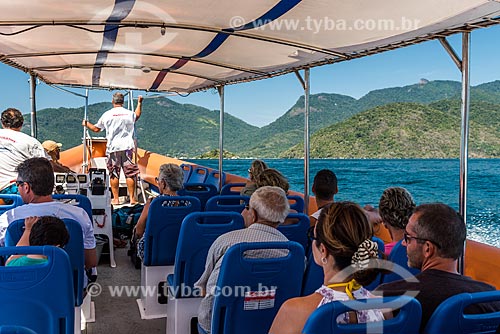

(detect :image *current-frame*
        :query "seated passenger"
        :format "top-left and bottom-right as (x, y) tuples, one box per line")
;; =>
(195, 186), (290, 334)
(6, 216), (69, 266)
(0, 108), (46, 196)
(378, 187), (416, 255)
(42, 140), (75, 173)
(374, 203), (500, 331)
(240, 159), (268, 197)
(270, 202), (385, 334)
(253, 168), (298, 224)
(133, 163), (187, 261)
(310, 169), (338, 225)
(0, 157), (96, 270)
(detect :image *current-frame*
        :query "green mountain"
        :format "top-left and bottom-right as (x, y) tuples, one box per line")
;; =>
(281, 102), (500, 158)
(22, 102), (109, 149)
(244, 93), (360, 156)
(22, 79), (500, 158)
(429, 99), (500, 133)
(24, 98), (258, 157)
(357, 80), (462, 111)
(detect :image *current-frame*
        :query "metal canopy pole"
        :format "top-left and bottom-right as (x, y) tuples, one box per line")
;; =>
(294, 69), (310, 213)
(217, 86), (225, 191)
(458, 32), (471, 274)
(439, 33), (470, 274)
(29, 74), (37, 138)
(48, 84), (90, 172)
(83, 89), (89, 172)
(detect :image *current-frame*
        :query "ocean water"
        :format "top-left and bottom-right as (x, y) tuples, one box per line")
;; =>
(188, 158), (500, 248)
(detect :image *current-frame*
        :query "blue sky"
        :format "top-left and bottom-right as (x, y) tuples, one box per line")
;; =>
(0, 25), (498, 127)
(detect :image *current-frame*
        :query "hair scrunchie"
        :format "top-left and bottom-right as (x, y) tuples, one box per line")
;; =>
(351, 239), (378, 269)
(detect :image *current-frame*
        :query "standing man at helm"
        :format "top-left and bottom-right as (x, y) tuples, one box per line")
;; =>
(82, 92), (143, 205)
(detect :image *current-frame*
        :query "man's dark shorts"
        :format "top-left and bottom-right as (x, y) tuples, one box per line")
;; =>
(107, 150), (140, 179)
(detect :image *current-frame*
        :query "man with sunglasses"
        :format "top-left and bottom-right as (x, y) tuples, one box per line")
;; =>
(374, 203), (499, 331)
(0, 157), (96, 271)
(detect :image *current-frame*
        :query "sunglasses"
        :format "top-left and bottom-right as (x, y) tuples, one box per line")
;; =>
(404, 232), (441, 249)
(15, 180), (28, 187)
(307, 226), (318, 241)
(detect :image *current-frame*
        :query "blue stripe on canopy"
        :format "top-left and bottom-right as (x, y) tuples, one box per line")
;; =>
(149, 0), (302, 90)
(92, 0), (136, 86)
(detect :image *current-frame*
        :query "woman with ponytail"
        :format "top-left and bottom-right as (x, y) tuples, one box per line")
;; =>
(269, 201), (386, 334)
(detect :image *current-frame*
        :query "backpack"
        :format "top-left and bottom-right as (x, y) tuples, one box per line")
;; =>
(112, 204), (144, 238)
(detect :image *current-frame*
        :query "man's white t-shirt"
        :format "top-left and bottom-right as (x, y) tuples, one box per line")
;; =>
(95, 106), (136, 154)
(0, 129), (47, 190)
(0, 201), (96, 249)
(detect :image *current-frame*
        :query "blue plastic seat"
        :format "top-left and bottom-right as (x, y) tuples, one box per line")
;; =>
(167, 211), (245, 298)
(302, 295), (422, 334)
(142, 195), (201, 266)
(287, 195), (305, 213)
(0, 246), (74, 334)
(166, 211), (246, 334)
(302, 236), (386, 295)
(180, 164), (193, 184)
(278, 213), (311, 252)
(382, 239), (420, 284)
(0, 326), (38, 334)
(205, 170), (226, 191)
(220, 183), (246, 196)
(301, 250), (324, 296)
(277, 213), (310, 250)
(0, 194), (23, 215)
(200, 241), (305, 334)
(178, 183), (218, 211)
(424, 291), (500, 334)
(187, 167), (209, 184)
(52, 193), (93, 220)
(6, 218), (85, 306)
(205, 195), (250, 213)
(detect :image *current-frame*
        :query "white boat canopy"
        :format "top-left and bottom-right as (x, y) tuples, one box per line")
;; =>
(0, 0), (499, 93)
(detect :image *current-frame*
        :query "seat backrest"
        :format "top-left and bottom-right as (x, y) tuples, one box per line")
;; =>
(142, 195), (201, 266)
(301, 250), (324, 296)
(205, 195), (250, 213)
(0, 194), (23, 215)
(302, 295), (422, 334)
(178, 183), (218, 210)
(205, 170), (226, 191)
(52, 193), (93, 220)
(6, 218), (85, 306)
(382, 239), (420, 284)
(187, 166), (209, 184)
(171, 211), (245, 297)
(277, 213), (310, 250)
(220, 183), (246, 196)
(0, 325), (38, 334)
(424, 291), (500, 334)
(211, 241), (305, 334)
(180, 164), (193, 184)
(0, 246), (74, 334)
(287, 195), (305, 213)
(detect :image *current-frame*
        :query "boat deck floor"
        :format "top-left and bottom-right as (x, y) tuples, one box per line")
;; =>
(86, 246), (165, 333)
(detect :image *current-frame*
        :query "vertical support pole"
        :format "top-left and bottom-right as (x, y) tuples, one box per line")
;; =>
(29, 74), (37, 138)
(458, 32), (471, 274)
(129, 90), (135, 113)
(82, 89), (89, 173)
(217, 86), (225, 192)
(303, 69), (310, 213)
